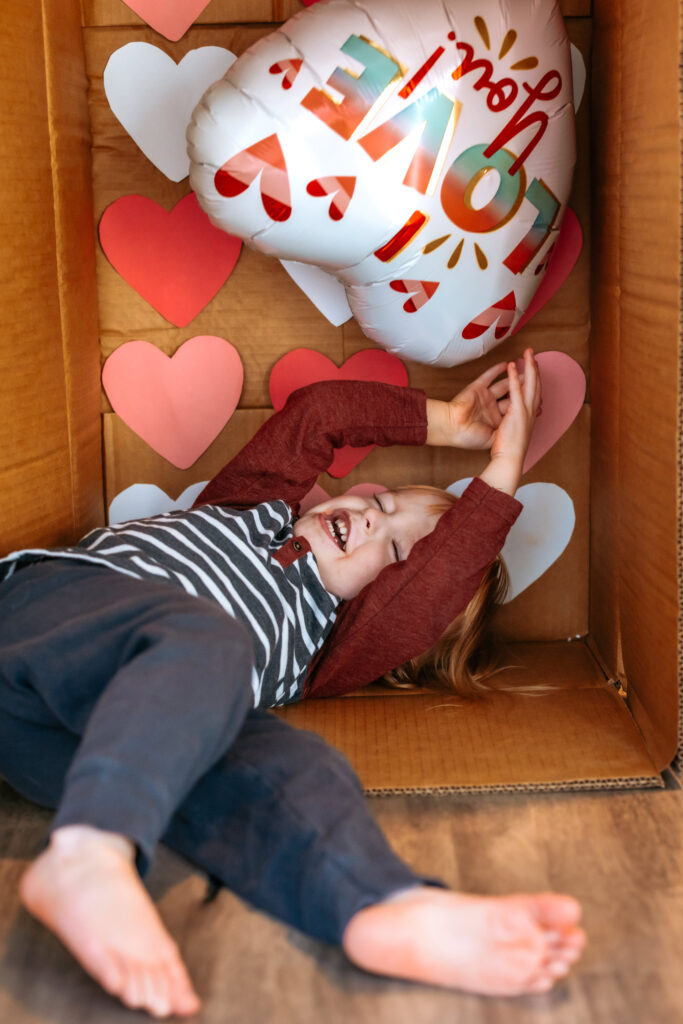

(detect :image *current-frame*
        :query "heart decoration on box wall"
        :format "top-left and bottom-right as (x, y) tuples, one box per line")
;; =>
(102, 336), (244, 469)
(268, 348), (410, 477)
(121, 1), (214, 42)
(99, 194), (242, 327)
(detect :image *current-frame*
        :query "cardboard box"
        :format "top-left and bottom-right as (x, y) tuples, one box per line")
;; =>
(0, 0), (678, 793)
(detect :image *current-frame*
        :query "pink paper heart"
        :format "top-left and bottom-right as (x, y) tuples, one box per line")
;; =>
(269, 349), (409, 478)
(99, 194), (242, 327)
(102, 336), (244, 469)
(513, 208), (583, 332)
(122, 0), (211, 41)
(300, 482), (387, 514)
(519, 351), (586, 472)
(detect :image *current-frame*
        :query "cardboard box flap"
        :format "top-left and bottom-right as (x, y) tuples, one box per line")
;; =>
(278, 642), (662, 792)
(590, 0), (681, 769)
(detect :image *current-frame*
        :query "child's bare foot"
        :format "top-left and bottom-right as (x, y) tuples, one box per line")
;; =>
(19, 825), (200, 1018)
(342, 886), (585, 996)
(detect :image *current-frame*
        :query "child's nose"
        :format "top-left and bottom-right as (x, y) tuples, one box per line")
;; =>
(363, 507), (382, 532)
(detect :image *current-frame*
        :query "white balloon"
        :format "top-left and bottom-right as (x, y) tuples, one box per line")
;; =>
(188, 0), (575, 365)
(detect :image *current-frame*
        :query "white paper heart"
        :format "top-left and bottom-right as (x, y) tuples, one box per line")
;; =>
(447, 479), (575, 601)
(570, 43), (586, 112)
(108, 481), (208, 525)
(280, 260), (352, 326)
(104, 44), (236, 181)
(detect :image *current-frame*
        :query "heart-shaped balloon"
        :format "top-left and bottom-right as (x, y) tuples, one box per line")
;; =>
(121, 1), (213, 41)
(109, 481), (209, 525)
(448, 479), (575, 600)
(99, 194), (242, 326)
(104, 43), (236, 181)
(188, 0), (576, 366)
(102, 336), (244, 469)
(269, 348), (409, 477)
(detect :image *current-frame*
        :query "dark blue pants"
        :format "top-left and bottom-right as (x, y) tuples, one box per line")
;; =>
(0, 560), (425, 944)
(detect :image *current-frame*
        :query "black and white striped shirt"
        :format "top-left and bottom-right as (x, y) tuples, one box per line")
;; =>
(0, 501), (340, 708)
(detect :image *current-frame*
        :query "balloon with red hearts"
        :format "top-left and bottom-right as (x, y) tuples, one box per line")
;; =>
(188, 0), (575, 366)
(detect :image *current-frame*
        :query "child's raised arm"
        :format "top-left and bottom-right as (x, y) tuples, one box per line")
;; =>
(194, 380), (428, 512)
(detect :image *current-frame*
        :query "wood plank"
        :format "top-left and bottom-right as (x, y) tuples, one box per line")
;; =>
(2, 779), (682, 1023)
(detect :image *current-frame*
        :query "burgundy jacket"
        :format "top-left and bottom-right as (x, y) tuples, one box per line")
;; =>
(194, 380), (522, 699)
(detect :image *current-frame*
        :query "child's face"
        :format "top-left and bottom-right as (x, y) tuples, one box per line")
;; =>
(293, 489), (442, 600)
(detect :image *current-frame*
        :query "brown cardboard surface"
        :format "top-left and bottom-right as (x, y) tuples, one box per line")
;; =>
(0, 0), (102, 553)
(277, 643), (661, 792)
(591, 0), (680, 770)
(82, 0), (591, 30)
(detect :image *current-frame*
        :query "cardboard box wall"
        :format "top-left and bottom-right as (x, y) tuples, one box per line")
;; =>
(0, 0), (679, 793)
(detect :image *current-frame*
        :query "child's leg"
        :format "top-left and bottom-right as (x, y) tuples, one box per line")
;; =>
(163, 712), (585, 996)
(0, 560), (256, 1017)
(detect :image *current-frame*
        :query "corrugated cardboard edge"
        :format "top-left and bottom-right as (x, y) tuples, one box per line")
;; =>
(677, 1), (683, 774)
(364, 776), (664, 796)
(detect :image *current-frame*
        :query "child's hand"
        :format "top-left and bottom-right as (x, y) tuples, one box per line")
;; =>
(480, 349), (541, 495)
(426, 361), (511, 449)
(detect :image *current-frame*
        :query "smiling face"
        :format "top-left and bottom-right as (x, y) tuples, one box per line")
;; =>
(293, 488), (445, 600)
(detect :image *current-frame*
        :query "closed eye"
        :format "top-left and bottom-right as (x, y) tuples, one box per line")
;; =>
(374, 493), (401, 562)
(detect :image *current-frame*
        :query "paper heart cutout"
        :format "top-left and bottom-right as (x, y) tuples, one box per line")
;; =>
(570, 44), (586, 112)
(104, 43), (236, 180)
(448, 479), (575, 601)
(513, 209), (583, 333)
(122, 1), (212, 40)
(299, 482), (387, 515)
(519, 351), (585, 472)
(109, 481), (208, 525)
(102, 336), (244, 469)
(269, 349), (409, 478)
(279, 260), (353, 325)
(99, 193), (242, 326)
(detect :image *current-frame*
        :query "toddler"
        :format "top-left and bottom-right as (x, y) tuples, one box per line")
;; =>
(0, 349), (584, 1017)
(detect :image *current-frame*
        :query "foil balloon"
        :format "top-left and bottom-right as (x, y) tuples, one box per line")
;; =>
(188, 0), (575, 366)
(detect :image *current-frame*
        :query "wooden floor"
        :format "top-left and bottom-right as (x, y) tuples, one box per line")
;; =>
(1, 775), (682, 1024)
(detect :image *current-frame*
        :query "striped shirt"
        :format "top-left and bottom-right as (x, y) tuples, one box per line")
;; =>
(0, 500), (340, 709)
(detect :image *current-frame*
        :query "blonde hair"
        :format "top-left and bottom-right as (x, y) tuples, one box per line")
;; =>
(382, 484), (511, 698)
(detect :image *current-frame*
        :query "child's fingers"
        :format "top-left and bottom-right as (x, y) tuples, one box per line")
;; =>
(489, 377), (511, 400)
(521, 349), (541, 411)
(474, 360), (509, 389)
(506, 360), (523, 405)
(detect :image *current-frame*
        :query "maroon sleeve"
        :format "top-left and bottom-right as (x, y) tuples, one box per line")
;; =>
(304, 477), (522, 698)
(193, 380), (427, 513)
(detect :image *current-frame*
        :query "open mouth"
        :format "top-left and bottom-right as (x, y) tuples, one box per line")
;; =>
(323, 511), (350, 551)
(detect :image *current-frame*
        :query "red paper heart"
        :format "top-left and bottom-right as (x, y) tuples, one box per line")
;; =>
(102, 336), (243, 469)
(99, 194), (242, 327)
(122, 1), (211, 41)
(269, 349), (409, 477)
